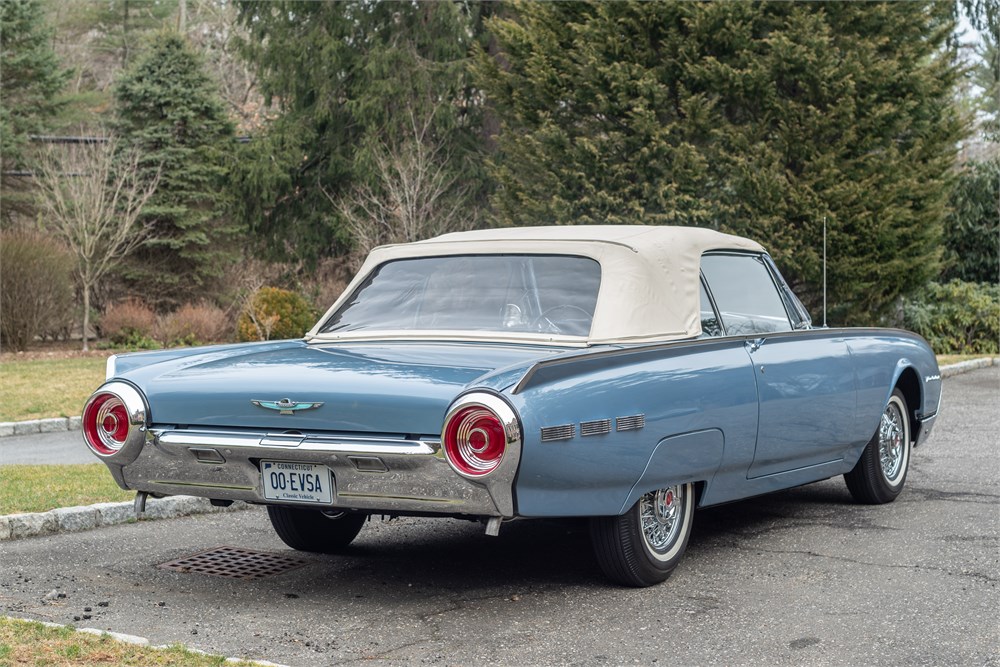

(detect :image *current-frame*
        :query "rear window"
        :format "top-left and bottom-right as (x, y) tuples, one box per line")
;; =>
(320, 255), (601, 337)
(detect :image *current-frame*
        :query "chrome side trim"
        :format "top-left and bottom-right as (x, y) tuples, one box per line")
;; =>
(580, 419), (612, 436)
(616, 414), (645, 431)
(540, 424), (575, 442)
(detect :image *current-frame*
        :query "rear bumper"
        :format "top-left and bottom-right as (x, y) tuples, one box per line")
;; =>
(105, 428), (514, 517)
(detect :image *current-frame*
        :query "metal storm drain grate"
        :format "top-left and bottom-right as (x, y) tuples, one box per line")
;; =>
(158, 546), (310, 580)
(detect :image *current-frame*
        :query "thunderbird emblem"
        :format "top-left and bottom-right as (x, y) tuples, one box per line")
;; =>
(251, 398), (324, 415)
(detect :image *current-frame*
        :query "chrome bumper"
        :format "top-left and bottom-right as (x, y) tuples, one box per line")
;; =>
(107, 428), (514, 517)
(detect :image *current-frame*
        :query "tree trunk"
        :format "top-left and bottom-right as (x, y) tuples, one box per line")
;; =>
(82, 284), (90, 352)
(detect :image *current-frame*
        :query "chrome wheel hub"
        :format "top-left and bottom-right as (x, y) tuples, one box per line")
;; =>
(639, 485), (684, 553)
(879, 403), (905, 481)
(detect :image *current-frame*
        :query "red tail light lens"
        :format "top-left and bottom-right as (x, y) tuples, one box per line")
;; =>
(83, 391), (135, 456)
(444, 406), (507, 477)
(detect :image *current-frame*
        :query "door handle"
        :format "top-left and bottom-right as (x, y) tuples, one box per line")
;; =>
(745, 338), (765, 353)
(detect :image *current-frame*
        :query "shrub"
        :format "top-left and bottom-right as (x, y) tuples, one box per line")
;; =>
(0, 230), (75, 352)
(158, 302), (229, 346)
(101, 298), (159, 349)
(237, 287), (317, 342)
(901, 280), (999, 355)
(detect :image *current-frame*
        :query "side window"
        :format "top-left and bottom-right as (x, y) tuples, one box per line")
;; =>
(699, 281), (723, 337)
(700, 254), (792, 335)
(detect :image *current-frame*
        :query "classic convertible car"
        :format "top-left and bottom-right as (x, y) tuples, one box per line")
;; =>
(84, 226), (941, 586)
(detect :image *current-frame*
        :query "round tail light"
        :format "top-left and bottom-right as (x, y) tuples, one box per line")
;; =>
(442, 393), (521, 479)
(82, 382), (147, 458)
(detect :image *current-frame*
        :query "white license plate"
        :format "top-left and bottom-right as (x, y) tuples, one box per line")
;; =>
(261, 461), (333, 504)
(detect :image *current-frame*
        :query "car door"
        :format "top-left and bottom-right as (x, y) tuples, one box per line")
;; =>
(701, 252), (857, 478)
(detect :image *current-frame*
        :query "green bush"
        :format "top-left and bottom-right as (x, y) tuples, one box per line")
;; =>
(901, 281), (999, 355)
(237, 287), (316, 341)
(0, 230), (75, 351)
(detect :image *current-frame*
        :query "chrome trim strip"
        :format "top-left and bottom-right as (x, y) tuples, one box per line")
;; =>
(156, 430), (440, 457)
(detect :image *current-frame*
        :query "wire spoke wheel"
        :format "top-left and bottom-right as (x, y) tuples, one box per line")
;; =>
(590, 481), (695, 587)
(845, 388), (911, 504)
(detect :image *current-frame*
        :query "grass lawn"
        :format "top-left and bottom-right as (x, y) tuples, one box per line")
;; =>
(0, 465), (132, 515)
(0, 356), (106, 422)
(935, 354), (993, 366)
(0, 617), (263, 666)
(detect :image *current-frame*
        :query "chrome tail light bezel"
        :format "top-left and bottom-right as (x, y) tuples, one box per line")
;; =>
(82, 381), (148, 462)
(441, 391), (523, 517)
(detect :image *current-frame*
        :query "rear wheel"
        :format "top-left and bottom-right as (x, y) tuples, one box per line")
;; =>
(844, 389), (911, 504)
(590, 482), (694, 587)
(267, 506), (366, 553)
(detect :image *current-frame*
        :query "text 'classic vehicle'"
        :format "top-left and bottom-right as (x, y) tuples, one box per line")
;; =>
(84, 226), (941, 586)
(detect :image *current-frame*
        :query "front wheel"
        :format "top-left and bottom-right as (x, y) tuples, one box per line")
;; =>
(267, 505), (366, 553)
(844, 388), (911, 504)
(589, 482), (695, 587)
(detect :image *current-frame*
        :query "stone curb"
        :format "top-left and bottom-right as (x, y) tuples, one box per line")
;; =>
(1, 358), (997, 439)
(939, 356), (999, 378)
(0, 496), (253, 542)
(3, 616), (289, 666)
(0, 416), (81, 438)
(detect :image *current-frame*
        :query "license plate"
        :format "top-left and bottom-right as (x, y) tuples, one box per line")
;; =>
(261, 461), (333, 504)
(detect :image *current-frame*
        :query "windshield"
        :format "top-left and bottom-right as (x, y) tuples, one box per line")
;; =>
(319, 255), (602, 337)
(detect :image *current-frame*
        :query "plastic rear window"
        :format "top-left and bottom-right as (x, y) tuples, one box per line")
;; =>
(320, 255), (601, 337)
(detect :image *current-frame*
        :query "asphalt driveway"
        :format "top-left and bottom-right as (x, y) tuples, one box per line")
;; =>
(1, 367), (997, 666)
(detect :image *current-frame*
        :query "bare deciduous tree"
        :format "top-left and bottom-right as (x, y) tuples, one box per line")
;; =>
(32, 137), (160, 350)
(327, 112), (477, 268)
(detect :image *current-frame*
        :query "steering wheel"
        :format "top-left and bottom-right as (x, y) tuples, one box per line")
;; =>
(531, 305), (592, 335)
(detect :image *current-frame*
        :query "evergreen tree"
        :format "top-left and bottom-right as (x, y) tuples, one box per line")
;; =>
(230, 1), (490, 262)
(114, 31), (236, 308)
(942, 159), (1000, 283)
(476, 2), (964, 325)
(0, 0), (69, 222)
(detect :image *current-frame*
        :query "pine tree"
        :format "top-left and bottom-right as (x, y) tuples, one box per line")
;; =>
(476, 2), (964, 325)
(230, 1), (490, 262)
(113, 31), (236, 308)
(0, 0), (70, 223)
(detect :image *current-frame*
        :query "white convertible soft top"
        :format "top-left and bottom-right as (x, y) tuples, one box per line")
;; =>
(307, 225), (764, 345)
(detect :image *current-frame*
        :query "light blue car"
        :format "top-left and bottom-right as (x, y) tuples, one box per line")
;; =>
(84, 226), (941, 586)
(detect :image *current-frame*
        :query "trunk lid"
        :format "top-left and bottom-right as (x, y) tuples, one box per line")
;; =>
(122, 341), (561, 435)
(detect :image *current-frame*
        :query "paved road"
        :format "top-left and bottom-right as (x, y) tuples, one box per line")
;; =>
(2, 368), (997, 666)
(0, 430), (93, 465)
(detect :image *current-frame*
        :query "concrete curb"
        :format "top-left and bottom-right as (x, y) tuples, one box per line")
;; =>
(1, 358), (997, 439)
(0, 496), (253, 542)
(3, 616), (289, 666)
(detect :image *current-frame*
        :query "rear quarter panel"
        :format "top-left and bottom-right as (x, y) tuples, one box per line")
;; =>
(507, 340), (758, 517)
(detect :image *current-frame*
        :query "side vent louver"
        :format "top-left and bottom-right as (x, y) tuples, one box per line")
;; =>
(616, 414), (645, 432)
(540, 424), (575, 442)
(580, 419), (612, 436)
